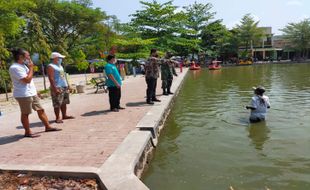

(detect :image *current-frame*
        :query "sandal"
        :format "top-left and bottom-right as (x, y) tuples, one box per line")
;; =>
(55, 119), (64, 124)
(24, 134), (41, 138)
(63, 116), (75, 120)
(45, 127), (62, 132)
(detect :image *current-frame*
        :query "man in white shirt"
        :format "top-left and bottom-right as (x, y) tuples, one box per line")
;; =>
(246, 86), (271, 123)
(9, 49), (61, 138)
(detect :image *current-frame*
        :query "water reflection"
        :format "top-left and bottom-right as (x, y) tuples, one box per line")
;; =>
(247, 121), (270, 150)
(192, 70), (201, 80)
(144, 64), (310, 190)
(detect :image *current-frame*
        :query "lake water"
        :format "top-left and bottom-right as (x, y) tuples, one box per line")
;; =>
(143, 64), (310, 190)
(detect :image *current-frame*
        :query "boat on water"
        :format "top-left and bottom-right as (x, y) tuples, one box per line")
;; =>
(190, 65), (201, 70)
(238, 60), (253, 66)
(208, 60), (222, 70)
(208, 64), (221, 70)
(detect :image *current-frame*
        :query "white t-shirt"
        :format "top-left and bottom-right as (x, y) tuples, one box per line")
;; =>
(250, 95), (271, 119)
(9, 63), (37, 98)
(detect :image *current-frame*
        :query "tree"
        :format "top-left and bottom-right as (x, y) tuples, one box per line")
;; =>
(114, 37), (155, 60)
(73, 49), (89, 83)
(130, 0), (183, 50)
(201, 21), (239, 62)
(183, 2), (216, 56)
(0, 0), (35, 99)
(234, 14), (264, 57)
(32, 0), (106, 58)
(281, 19), (310, 59)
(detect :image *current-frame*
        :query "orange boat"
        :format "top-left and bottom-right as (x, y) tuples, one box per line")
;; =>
(208, 64), (221, 70)
(190, 65), (201, 70)
(208, 60), (222, 70)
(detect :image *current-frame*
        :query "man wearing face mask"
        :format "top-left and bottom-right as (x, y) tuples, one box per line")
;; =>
(47, 52), (74, 123)
(105, 54), (125, 112)
(9, 49), (61, 138)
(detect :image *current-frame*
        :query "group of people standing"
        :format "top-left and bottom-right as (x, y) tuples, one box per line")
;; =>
(8, 48), (178, 137)
(144, 49), (178, 104)
(9, 49), (74, 138)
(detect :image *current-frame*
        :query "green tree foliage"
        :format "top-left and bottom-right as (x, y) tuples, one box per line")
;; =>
(129, 1), (216, 57)
(73, 49), (89, 72)
(130, 0), (184, 50)
(281, 19), (310, 59)
(183, 2), (215, 41)
(114, 37), (155, 60)
(201, 21), (239, 61)
(0, 0), (35, 95)
(31, 0), (106, 58)
(234, 14), (264, 56)
(0, 0), (35, 59)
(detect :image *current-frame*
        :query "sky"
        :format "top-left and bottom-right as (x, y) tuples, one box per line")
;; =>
(92, 0), (310, 35)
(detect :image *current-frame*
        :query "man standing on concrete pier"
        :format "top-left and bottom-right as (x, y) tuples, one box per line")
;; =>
(9, 49), (61, 137)
(105, 54), (125, 112)
(47, 52), (74, 123)
(161, 52), (178, 95)
(145, 49), (161, 104)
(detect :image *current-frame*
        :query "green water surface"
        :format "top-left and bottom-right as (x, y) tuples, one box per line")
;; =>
(143, 64), (310, 190)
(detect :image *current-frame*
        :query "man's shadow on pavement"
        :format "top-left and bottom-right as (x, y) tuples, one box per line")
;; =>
(16, 120), (56, 130)
(0, 134), (24, 145)
(81, 110), (110, 117)
(126, 101), (152, 107)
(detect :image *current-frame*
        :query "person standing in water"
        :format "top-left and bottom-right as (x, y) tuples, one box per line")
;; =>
(246, 86), (271, 123)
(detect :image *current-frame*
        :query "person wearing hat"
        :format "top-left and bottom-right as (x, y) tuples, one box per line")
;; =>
(9, 49), (61, 137)
(246, 86), (271, 123)
(47, 52), (74, 123)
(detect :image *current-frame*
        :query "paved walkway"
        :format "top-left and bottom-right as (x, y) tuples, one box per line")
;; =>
(0, 72), (182, 168)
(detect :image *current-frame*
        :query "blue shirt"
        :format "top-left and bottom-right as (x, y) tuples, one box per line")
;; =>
(48, 63), (68, 88)
(105, 63), (122, 87)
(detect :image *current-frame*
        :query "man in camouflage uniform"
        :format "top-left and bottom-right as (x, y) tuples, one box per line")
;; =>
(167, 56), (178, 94)
(161, 52), (172, 95)
(145, 49), (161, 104)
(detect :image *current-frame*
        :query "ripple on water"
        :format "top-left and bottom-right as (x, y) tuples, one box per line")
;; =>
(144, 64), (310, 190)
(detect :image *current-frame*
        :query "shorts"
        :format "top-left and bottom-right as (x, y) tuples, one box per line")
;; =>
(51, 87), (70, 108)
(15, 96), (43, 115)
(249, 117), (265, 123)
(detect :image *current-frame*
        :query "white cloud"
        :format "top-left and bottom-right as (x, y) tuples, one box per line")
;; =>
(286, 0), (303, 6)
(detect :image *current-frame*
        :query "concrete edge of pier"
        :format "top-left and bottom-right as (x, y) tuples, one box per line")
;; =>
(98, 68), (189, 190)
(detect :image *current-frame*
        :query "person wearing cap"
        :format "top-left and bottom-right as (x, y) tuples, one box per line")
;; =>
(47, 52), (74, 123)
(9, 49), (61, 137)
(246, 86), (271, 123)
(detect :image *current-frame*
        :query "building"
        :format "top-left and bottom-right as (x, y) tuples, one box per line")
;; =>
(240, 27), (302, 61)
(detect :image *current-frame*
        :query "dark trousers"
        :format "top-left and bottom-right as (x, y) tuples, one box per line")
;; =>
(146, 77), (157, 102)
(153, 78), (157, 99)
(108, 87), (121, 110)
(167, 78), (173, 92)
